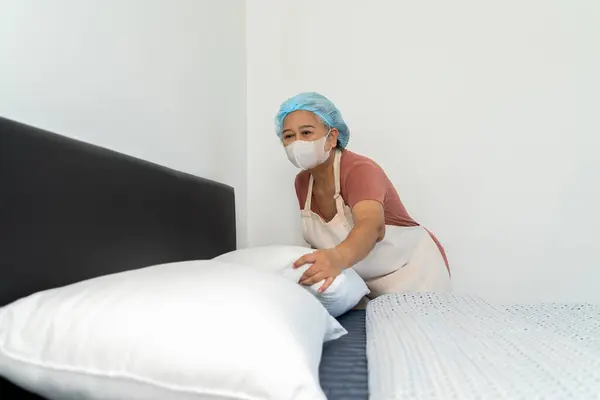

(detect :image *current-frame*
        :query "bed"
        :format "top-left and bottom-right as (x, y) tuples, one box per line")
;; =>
(0, 117), (369, 400)
(2, 117), (599, 400)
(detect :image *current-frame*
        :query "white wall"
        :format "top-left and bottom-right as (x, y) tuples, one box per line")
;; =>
(246, 0), (600, 302)
(0, 0), (247, 246)
(2, 1), (597, 302)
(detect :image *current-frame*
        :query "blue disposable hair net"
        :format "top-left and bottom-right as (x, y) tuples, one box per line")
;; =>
(275, 92), (350, 149)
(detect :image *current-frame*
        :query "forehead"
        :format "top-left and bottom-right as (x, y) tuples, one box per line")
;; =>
(282, 110), (323, 129)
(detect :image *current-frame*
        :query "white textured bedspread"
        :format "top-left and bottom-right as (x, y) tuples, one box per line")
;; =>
(367, 293), (600, 400)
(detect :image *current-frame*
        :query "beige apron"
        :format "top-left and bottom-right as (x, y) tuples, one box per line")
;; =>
(301, 150), (451, 298)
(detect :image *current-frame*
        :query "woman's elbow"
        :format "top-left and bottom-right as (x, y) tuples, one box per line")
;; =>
(376, 222), (386, 242)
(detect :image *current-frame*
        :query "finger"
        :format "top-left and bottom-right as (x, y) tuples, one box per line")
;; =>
(299, 264), (321, 282)
(318, 277), (335, 293)
(301, 272), (327, 286)
(293, 252), (317, 269)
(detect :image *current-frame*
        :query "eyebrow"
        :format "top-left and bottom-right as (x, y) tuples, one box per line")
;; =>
(282, 125), (316, 134)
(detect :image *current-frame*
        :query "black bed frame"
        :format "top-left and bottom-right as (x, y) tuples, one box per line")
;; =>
(0, 117), (237, 398)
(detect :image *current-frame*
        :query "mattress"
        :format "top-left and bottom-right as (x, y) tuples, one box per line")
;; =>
(367, 293), (600, 400)
(320, 310), (368, 400)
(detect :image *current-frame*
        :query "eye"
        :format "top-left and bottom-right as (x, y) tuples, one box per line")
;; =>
(283, 133), (294, 140)
(301, 130), (312, 136)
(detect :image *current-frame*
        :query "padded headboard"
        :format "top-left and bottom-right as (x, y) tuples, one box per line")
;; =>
(0, 117), (236, 306)
(0, 116), (237, 398)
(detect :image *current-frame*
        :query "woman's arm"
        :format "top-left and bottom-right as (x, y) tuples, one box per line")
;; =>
(295, 200), (385, 292)
(295, 160), (390, 291)
(335, 200), (385, 268)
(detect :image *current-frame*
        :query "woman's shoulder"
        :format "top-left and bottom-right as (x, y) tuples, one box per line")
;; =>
(339, 150), (391, 208)
(340, 150), (384, 175)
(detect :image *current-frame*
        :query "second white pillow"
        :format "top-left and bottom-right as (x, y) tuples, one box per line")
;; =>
(214, 245), (370, 317)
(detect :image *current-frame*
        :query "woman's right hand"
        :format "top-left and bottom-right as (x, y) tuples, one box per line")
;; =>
(293, 248), (347, 293)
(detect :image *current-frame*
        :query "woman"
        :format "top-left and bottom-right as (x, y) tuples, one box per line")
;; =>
(276, 92), (451, 298)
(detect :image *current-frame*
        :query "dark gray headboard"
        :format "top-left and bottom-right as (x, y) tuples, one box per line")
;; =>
(0, 117), (237, 397)
(0, 117), (236, 306)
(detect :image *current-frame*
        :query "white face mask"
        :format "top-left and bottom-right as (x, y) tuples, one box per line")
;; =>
(285, 130), (332, 170)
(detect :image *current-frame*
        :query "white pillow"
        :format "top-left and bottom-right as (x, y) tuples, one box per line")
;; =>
(214, 245), (370, 317)
(0, 260), (347, 400)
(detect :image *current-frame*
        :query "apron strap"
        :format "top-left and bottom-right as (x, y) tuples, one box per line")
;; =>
(333, 149), (342, 197)
(304, 175), (314, 211)
(304, 149), (346, 215)
(333, 150), (347, 216)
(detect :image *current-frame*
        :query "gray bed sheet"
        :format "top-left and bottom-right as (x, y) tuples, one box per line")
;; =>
(320, 310), (368, 400)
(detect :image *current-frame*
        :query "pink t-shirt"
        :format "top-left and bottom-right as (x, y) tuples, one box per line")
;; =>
(294, 150), (449, 271)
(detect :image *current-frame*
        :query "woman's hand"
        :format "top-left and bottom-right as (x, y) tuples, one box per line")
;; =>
(293, 248), (348, 293)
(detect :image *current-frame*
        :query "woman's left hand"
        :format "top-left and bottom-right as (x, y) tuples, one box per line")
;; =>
(294, 248), (348, 293)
